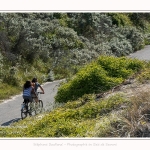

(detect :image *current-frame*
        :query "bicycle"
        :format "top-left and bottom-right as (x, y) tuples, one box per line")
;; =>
(21, 92), (43, 119)
(21, 99), (36, 120)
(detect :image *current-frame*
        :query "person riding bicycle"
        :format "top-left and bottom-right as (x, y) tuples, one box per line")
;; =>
(22, 81), (38, 113)
(31, 77), (45, 102)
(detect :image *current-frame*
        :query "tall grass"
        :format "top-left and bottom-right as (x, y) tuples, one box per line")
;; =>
(0, 83), (21, 101)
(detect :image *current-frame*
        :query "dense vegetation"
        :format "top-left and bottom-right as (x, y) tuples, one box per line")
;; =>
(55, 56), (144, 103)
(1, 54), (150, 137)
(1, 13), (150, 137)
(1, 12), (150, 100)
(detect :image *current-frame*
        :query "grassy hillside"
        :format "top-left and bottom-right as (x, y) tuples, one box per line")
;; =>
(1, 56), (150, 137)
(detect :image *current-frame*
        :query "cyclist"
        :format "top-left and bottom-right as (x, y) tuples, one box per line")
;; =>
(31, 77), (45, 102)
(22, 81), (38, 113)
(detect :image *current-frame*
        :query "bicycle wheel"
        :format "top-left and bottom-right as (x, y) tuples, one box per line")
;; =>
(21, 105), (28, 119)
(28, 102), (36, 116)
(35, 100), (43, 114)
(39, 100), (43, 108)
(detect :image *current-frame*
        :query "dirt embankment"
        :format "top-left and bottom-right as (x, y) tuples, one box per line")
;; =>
(96, 77), (150, 101)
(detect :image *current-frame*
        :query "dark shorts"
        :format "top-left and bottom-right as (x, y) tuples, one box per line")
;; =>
(23, 96), (33, 103)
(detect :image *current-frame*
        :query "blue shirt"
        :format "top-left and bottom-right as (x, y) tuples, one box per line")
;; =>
(23, 87), (32, 97)
(34, 82), (40, 92)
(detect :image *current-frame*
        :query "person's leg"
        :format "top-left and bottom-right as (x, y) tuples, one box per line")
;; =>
(28, 97), (34, 115)
(32, 93), (38, 102)
(23, 96), (30, 111)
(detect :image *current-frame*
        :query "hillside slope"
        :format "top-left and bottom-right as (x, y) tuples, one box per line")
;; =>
(1, 76), (150, 137)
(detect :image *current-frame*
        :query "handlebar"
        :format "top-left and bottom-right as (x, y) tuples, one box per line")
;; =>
(37, 92), (44, 94)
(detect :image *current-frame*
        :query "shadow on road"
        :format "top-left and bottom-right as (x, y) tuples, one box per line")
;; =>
(1, 118), (21, 126)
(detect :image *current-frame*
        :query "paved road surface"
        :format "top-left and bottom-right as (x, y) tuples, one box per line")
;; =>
(0, 80), (62, 126)
(128, 45), (150, 60)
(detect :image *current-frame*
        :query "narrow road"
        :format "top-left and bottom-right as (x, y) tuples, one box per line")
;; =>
(0, 80), (62, 126)
(128, 45), (150, 60)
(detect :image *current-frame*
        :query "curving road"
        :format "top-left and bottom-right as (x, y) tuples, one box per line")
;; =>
(1, 45), (150, 126)
(0, 80), (63, 126)
(128, 45), (150, 61)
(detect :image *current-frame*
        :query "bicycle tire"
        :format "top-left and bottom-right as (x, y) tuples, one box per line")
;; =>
(28, 102), (36, 116)
(21, 105), (28, 120)
(35, 100), (43, 114)
(39, 100), (43, 108)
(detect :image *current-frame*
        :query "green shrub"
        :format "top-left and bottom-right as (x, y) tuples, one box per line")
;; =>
(55, 56), (144, 103)
(109, 38), (133, 56)
(120, 27), (145, 51)
(97, 56), (144, 77)
(55, 62), (122, 103)
(47, 70), (55, 81)
(108, 13), (132, 27)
